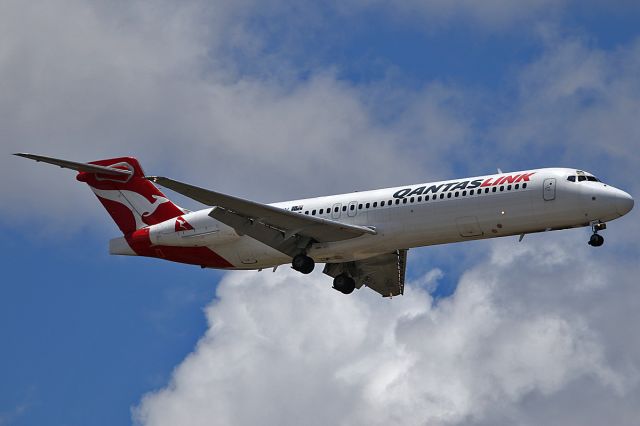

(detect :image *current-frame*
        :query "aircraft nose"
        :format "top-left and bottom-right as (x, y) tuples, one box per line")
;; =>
(616, 190), (634, 216)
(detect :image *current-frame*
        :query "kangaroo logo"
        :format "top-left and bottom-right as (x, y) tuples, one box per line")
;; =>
(91, 188), (171, 229)
(175, 216), (194, 232)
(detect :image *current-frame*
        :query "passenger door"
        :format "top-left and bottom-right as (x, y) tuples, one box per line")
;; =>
(543, 178), (556, 201)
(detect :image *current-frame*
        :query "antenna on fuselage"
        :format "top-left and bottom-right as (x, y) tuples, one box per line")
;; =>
(497, 168), (503, 174)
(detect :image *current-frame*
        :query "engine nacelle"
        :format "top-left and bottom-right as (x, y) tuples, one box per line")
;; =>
(149, 210), (239, 247)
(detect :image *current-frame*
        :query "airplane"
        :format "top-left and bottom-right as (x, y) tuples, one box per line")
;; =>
(14, 153), (634, 297)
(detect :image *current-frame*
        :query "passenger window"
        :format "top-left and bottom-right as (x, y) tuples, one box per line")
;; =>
(485, 188), (490, 194)
(567, 176), (576, 182)
(409, 197), (414, 203)
(342, 206), (347, 212)
(447, 193), (452, 198)
(440, 193), (444, 199)
(312, 210), (316, 215)
(470, 189), (474, 195)
(462, 190), (467, 196)
(381, 201), (385, 207)
(425, 195), (429, 201)
(365, 202), (369, 208)
(350, 205), (355, 211)
(319, 209), (324, 214)
(373, 202), (378, 207)
(500, 186), (504, 192)
(334, 207), (339, 213)
(492, 187), (497, 192)
(417, 196), (422, 202)
(523, 183), (528, 188)
(403, 198), (408, 204)
(515, 184), (519, 189)
(305, 211), (309, 215)
(395, 199), (400, 205)
(507, 185), (512, 190)
(358, 204), (363, 209)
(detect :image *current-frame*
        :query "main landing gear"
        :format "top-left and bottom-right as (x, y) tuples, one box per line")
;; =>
(292, 254), (315, 274)
(588, 222), (606, 247)
(332, 273), (355, 294)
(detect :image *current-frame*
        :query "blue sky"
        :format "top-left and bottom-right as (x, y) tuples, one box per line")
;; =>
(1, 1), (640, 425)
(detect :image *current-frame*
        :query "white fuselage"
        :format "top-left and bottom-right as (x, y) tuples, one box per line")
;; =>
(111, 168), (634, 269)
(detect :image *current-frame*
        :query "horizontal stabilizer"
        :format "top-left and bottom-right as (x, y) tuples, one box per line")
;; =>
(14, 153), (132, 176)
(15, 153), (185, 234)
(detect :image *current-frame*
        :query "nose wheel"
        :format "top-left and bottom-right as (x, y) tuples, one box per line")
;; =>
(588, 222), (606, 247)
(588, 233), (604, 247)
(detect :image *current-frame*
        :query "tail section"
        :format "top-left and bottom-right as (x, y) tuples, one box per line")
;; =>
(76, 157), (185, 234)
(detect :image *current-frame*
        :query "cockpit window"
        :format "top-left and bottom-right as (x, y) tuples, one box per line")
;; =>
(571, 173), (601, 183)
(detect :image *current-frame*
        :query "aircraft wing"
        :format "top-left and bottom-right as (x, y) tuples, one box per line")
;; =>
(148, 176), (376, 256)
(323, 250), (407, 297)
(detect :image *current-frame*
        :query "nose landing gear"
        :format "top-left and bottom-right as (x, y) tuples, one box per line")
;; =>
(588, 222), (606, 247)
(589, 233), (604, 247)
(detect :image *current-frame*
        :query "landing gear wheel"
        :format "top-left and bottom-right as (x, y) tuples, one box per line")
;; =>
(588, 233), (604, 247)
(292, 254), (315, 274)
(333, 274), (355, 294)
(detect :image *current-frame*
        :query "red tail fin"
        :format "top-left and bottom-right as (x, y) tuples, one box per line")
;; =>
(76, 157), (184, 234)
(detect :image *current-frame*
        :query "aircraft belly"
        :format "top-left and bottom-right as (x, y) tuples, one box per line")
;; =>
(308, 234), (391, 263)
(473, 190), (538, 237)
(392, 201), (475, 248)
(210, 237), (290, 269)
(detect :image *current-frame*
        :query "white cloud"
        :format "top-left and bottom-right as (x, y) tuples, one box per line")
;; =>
(0, 0), (471, 235)
(129, 23), (640, 423)
(1, 2), (638, 425)
(491, 33), (640, 180)
(486, 31), (640, 245)
(133, 235), (639, 426)
(2, 3), (639, 236)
